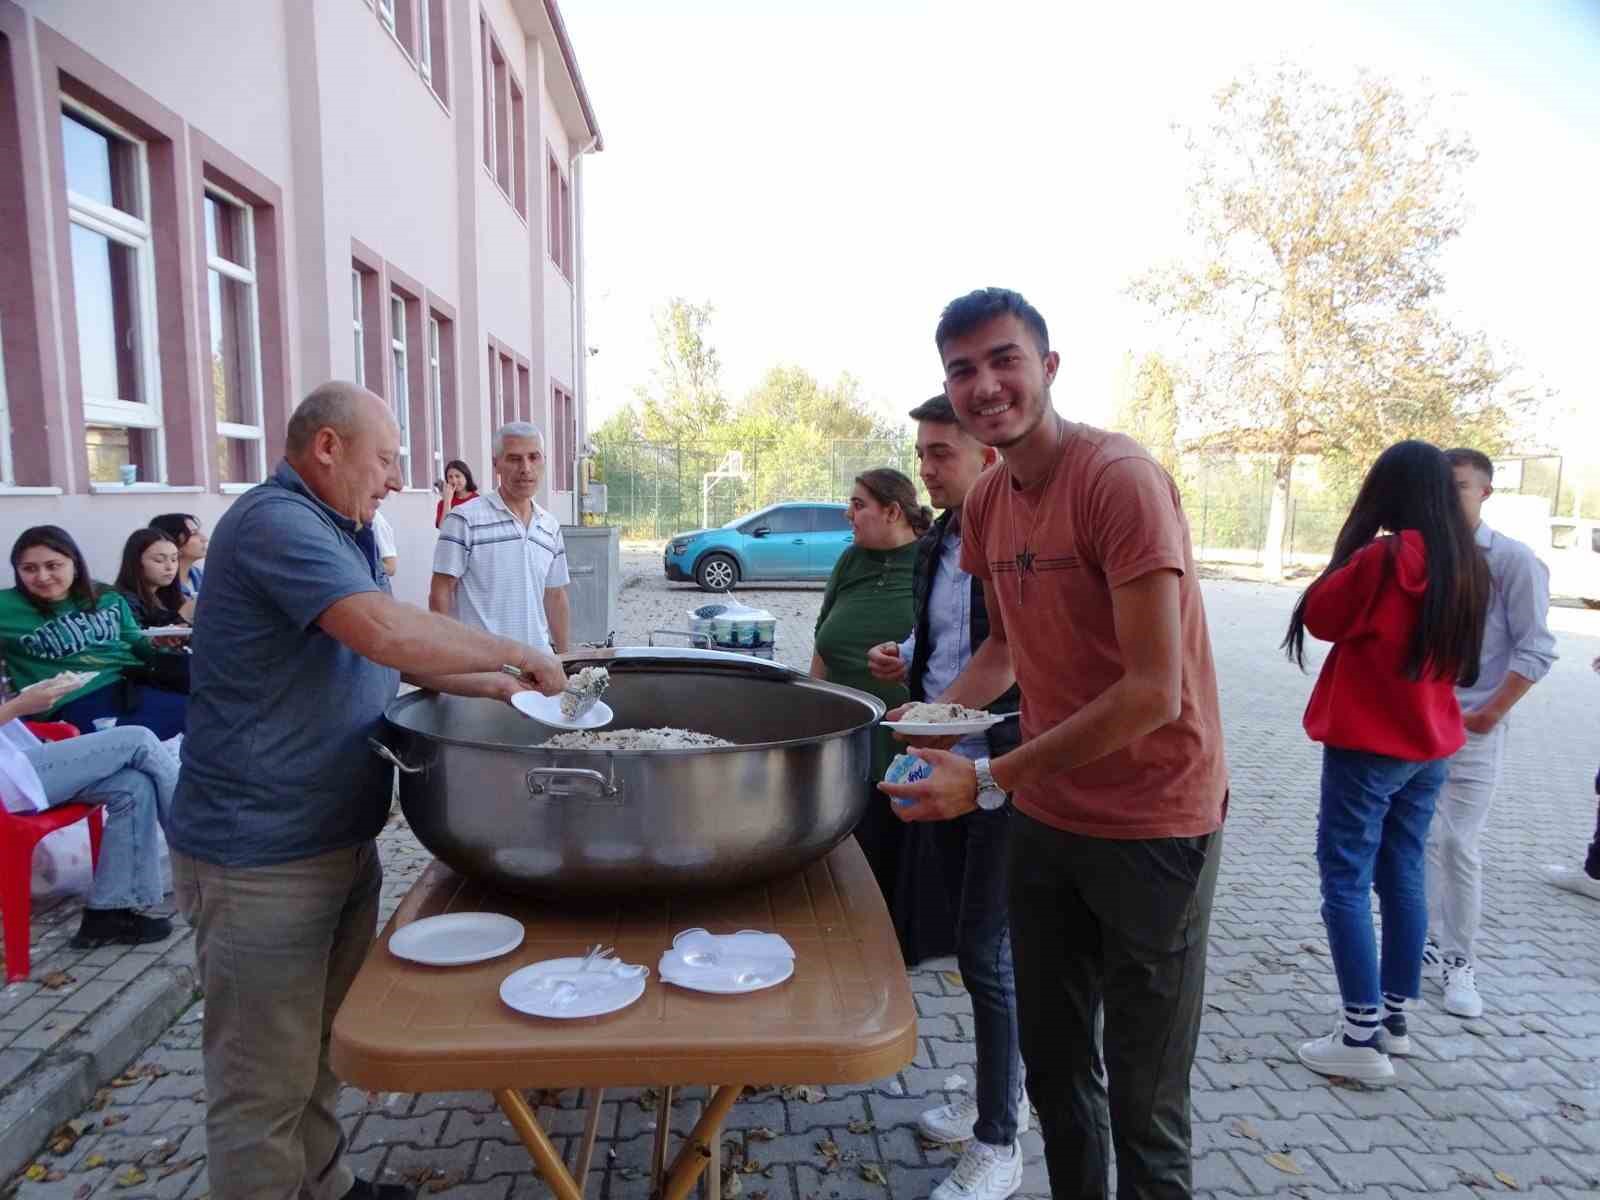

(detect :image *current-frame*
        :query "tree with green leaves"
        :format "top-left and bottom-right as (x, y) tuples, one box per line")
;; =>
(1131, 64), (1532, 578)
(630, 298), (729, 443)
(1110, 351), (1180, 477)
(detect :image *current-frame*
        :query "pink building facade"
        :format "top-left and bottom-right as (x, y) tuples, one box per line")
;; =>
(0, 0), (600, 604)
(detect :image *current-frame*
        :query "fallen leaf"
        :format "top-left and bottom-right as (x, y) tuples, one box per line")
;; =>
(101, 1113), (126, 1129)
(942, 1074), (968, 1091)
(846, 1118), (876, 1135)
(90, 1089), (112, 1111)
(84, 1153), (108, 1169)
(780, 1085), (825, 1104)
(1493, 1171), (1518, 1190)
(1557, 1101), (1586, 1123)
(425, 1171), (466, 1194)
(1298, 942), (1326, 956)
(1457, 1169), (1495, 1190)
(1265, 1153), (1304, 1176)
(24, 1165), (47, 1182)
(45, 1172), (64, 1183)
(816, 1140), (840, 1157)
(860, 1164), (888, 1186)
(39, 970), (76, 990)
(75, 1185), (93, 1200)
(141, 1142), (179, 1167)
(1230, 1118), (1262, 1142)
(722, 1171), (743, 1199)
(114, 1166), (148, 1188)
(741, 1158), (765, 1176)
(748, 1126), (777, 1142)
(940, 971), (965, 990)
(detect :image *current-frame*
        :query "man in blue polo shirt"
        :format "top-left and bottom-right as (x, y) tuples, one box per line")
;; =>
(169, 382), (565, 1200)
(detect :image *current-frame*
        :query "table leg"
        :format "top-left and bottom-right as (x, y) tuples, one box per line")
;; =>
(659, 1084), (742, 1200)
(651, 1085), (675, 1191)
(573, 1087), (606, 1184)
(703, 1087), (721, 1200)
(496, 1087), (586, 1200)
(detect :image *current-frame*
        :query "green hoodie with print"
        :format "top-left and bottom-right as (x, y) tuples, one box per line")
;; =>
(0, 586), (155, 709)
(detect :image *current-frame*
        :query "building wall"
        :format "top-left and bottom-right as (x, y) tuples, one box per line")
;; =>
(0, 0), (599, 608)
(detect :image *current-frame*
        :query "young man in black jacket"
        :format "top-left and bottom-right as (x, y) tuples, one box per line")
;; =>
(868, 395), (1027, 1200)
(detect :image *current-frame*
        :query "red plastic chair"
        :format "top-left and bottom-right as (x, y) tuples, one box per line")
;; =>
(1, 721), (103, 983)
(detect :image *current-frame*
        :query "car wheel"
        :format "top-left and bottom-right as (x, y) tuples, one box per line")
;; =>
(1583, 597), (1600, 611)
(695, 554), (739, 593)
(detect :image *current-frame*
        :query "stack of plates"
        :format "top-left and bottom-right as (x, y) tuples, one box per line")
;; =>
(658, 928), (795, 995)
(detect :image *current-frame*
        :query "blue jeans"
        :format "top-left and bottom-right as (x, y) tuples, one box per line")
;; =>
(22, 726), (175, 911)
(1317, 747), (1447, 1008)
(956, 806), (1023, 1146)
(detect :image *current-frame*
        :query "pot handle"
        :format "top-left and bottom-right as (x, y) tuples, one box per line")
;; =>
(369, 737), (425, 775)
(527, 766), (621, 799)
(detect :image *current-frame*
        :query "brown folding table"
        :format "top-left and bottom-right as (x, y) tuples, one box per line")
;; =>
(330, 840), (917, 1200)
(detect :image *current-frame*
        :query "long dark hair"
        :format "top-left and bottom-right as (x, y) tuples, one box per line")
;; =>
(444, 459), (478, 493)
(115, 529), (185, 619)
(855, 468), (934, 536)
(149, 513), (200, 552)
(1283, 440), (1488, 684)
(10, 525), (103, 614)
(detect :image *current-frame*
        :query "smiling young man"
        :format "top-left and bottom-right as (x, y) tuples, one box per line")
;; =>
(881, 289), (1227, 1200)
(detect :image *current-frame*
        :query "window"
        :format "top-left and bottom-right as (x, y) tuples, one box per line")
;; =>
(420, 0), (447, 103)
(500, 354), (515, 428)
(62, 103), (163, 483)
(813, 507), (851, 532)
(752, 508), (809, 536)
(390, 293), (412, 486)
(547, 150), (572, 277)
(551, 383), (575, 491)
(205, 188), (265, 484)
(480, 20), (523, 213)
(510, 82), (526, 215)
(1592, 528), (1600, 555)
(516, 364), (530, 422)
(1552, 524), (1577, 551)
(377, 0), (396, 32)
(427, 316), (444, 474)
(351, 270), (365, 386)
(487, 345), (499, 425)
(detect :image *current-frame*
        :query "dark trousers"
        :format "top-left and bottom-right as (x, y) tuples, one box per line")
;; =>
(1008, 810), (1222, 1200)
(1586, 767), (1600, 881)
(955, 806), (1023, 1146)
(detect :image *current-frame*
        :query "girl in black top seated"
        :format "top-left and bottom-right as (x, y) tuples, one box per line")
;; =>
(115, 529), (188, 629)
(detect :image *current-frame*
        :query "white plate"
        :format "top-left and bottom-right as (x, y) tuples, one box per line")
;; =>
(23, 670), (98, 692)
(659, 954), (795, 995)
(882, 712), (1012, 736)
(500, 957), (648, 1019)
(141, 625), (192, 638)
(510, 690), (615, 730)
(389, 912), (525, 966)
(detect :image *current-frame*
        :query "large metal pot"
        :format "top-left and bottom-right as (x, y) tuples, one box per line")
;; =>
(375, 648), (885, 897)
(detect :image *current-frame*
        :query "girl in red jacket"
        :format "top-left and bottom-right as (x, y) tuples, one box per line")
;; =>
(1283, 440), (1488, 1083)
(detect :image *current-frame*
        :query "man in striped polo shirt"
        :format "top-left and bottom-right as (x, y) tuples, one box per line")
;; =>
(430, 421), (571, 652)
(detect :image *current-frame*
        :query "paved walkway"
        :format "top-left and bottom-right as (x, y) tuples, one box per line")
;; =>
(4, 570), (1598, 1198)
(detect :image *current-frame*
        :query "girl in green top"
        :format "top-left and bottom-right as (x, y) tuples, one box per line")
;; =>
(0, 526), (188, 739)
(812, 469), (932, 927)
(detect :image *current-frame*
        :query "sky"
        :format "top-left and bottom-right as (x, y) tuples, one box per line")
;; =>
(562, 0), (1600, 445)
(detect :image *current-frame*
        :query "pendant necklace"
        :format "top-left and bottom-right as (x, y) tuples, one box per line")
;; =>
(1006, 417), (1066, 606)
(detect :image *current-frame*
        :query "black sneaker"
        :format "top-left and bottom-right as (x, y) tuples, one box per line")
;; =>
(344, 1179), (416, 1200)
(71, 909), (172, 949)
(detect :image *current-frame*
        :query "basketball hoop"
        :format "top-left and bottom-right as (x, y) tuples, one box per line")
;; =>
(702, 451), (749, 528)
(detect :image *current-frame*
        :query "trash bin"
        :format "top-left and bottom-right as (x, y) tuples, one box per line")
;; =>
(561, 524), (619, 647)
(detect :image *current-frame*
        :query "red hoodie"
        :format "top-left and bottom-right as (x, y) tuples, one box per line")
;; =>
(1301, 530), (1465, 762)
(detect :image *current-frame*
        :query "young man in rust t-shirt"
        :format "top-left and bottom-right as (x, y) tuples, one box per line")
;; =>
(881, 288), (1227, 1200)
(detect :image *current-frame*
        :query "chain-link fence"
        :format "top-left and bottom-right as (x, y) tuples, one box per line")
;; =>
(593, 437), (918, 539)
(594, 439), (1358, 566)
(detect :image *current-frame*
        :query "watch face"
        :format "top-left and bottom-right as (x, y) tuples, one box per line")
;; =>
(977, 788), (1007, 811)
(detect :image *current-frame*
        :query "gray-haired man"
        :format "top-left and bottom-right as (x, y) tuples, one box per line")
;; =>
(430, 421), (571, 652)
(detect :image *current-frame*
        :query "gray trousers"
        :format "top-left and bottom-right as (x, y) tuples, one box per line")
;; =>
(174, 841), (381, 1200)
(1426, 722), (1508, 964)
(1008, 811), (1222, 1200)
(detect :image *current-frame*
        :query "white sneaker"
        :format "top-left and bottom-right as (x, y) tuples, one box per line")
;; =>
(1421, 937), (1444, 986)
(930, 1141), (1024, 1200)
(1441, 959), (1484, 1018)
(919, 1094), (1030, 1144)
(1375, 1019), (1412, 1058)
(1297, 1027), (1395, 1084)
(1541, 865), (1600, 901)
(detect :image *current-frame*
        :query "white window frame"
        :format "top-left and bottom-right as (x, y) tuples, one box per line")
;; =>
(427, 316), (444, 475)
(351, 269), (365, 386)
(63, 98), (165, 478)
(489, 346), (501, 423)
(418, 0), (433, 81)
(377, 0), (396, 32)
(205, 185), (266, 483)
(390, 293), (412, 486)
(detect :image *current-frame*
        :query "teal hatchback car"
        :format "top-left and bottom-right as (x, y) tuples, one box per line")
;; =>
(663, 502), (854, 591)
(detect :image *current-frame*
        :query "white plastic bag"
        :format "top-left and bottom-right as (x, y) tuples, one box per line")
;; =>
(30, 821), (94, 900)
